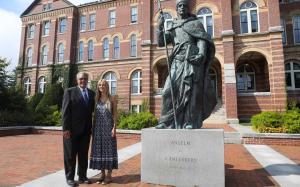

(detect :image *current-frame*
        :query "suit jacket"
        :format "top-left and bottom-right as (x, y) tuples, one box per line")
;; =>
(62, 86), (95, 136)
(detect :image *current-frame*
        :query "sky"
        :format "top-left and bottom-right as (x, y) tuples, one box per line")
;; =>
(0, 0), (92, 72)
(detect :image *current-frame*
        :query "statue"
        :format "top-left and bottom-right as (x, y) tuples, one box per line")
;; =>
(156, 0), (216, 129)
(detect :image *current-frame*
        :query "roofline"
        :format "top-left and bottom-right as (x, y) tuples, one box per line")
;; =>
(20, 0), (75, 18)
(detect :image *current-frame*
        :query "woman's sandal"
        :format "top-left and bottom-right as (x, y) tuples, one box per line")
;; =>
(96, 172), (105, 184)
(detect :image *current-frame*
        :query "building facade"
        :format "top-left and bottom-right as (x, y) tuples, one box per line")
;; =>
(18, 0), (300, 123)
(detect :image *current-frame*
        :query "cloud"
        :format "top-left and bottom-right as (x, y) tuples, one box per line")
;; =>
(0, 9), (21, 72)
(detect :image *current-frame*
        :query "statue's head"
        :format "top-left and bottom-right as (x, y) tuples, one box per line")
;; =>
(176, 0), (190, 18)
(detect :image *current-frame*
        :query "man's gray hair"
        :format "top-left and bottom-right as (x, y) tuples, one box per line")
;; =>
(76, 72), (89, 80)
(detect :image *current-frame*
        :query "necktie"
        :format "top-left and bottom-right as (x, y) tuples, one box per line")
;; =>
(83, 89), (89, 105)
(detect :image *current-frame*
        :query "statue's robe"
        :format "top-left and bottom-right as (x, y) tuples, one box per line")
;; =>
(157, 15), (216, 129)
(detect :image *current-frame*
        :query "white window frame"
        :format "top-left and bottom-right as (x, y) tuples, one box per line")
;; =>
(131, 70), (142, 94)
(78, 41), (84, 62)
(80, 15), (86, 31)
(104, 72), (117, 95)
(236, 64), (256, 92)
(240, 1), (260, 34)
(109, 10), (116, 27)
(293, 15), (300, 44)
(130, 34), (137, 57)
(57, 43), (64, 63)
(28, 24), (35, 39)
(59, 17), (66, 33)
(24, 77), (31, 95)
(43, 21), (50, 36)
(38, 76), (47, 94)
(103, 38), (109, 60)
(281, 18), (287, 45)
(88, 40), (94, 61)
(285, 61), (300, 90)
(41, 45), (48, 66)
(89, 14), (96, 30)
(26, 47), (33, 67)
(197, 7), (214, 37)
(131, 105), (141, 113)
(131, 6), (138, 23)
(113, 36), (120, 59)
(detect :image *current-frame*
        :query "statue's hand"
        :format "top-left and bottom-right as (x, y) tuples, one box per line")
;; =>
(188, 54), (206, 65)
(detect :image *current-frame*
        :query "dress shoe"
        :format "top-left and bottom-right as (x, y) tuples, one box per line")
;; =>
(66, 180), (77, 187)
(78, 177), (91, 184)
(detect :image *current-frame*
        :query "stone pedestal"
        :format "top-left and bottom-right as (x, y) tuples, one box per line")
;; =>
(141, 129), (224, 187)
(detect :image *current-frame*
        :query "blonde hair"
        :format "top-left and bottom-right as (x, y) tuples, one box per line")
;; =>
(96, 79), (112, 112)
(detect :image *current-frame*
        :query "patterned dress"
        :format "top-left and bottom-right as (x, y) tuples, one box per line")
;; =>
(89, 101), (118, 170)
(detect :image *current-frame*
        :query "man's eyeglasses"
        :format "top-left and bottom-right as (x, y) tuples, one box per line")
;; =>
(79, 77), (87, 80)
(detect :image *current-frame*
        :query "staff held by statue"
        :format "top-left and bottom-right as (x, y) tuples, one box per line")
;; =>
(157, 0), (178, 129)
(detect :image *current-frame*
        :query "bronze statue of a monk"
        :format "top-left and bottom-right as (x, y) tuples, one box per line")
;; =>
(156, 0), (216, 129)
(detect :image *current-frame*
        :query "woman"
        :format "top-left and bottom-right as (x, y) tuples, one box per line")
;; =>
(90, 79), (118, 184)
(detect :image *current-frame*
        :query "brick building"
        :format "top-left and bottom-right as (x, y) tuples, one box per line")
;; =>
(17, 0), (300, 123)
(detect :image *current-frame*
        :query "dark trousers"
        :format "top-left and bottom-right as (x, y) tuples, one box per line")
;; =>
(63, 133), (90, 180)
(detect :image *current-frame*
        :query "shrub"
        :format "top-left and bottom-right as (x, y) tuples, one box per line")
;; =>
(251, 111), (283, 131)
(36, 83), (64, 112)
(282, 109), (300, 133)
(28, 93), (44, 110)
(34, 105), (61, 126)
(118, 112), (158, 130)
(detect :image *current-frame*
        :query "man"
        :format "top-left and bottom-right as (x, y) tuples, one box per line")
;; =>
(62, 72), (95, 186)
(156, 0), (216, 129)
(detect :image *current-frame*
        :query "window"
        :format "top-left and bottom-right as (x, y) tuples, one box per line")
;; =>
(43, 21), (50, 36)
(285, 61), (300, 90)
(113, 36), (120, 59)
(24, 77), (31, 95)
(28, 24), (34, 39)
(57, 43), (64, 63)
(88, 40), (94, 61)
(240, 1), (259, 34)
(103, 72), (117, 95)
(109, 10), (116, 26)
(131, 70), (142, 94)
(38, 76), (46, 94)
(41, 45), (48, 65)
(43, 3), (52, 11)
(59, 18), (66, 33)
(26, 47), (33, 67)
(131, 105), (141, 113)
(130, 34), (137, 57)
(293, 15), (300, 44)
(197, 7), (213, 37)
(80, 15), (86, 31)
(158, 13), (173, 29)
(131, 6), (138, 23)
(103, 38), (109, 59)
(281, 18), (287, 45)
(89, 14), (96, 30)
(236, 64), (255, 92)
(78, 41), (84, 62)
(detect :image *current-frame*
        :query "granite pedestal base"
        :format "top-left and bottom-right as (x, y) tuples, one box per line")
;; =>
(141, 129), (224, 187)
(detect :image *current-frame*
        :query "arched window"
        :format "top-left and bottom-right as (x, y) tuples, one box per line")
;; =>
(78, 41), (84, 62)
(285, 61), (300, 90)
(281, 18), (287, 45)
(293, 15), (300, 44)
(41, 45), (48, 65)
(240, 1), (259, 34)
(38, 76), (46, 93)
(131, 70), (142, 94)
(113, 36), (120, 59)
(24, 77), (31, 95)
(103, 72), (117, 95)
(88, 40), (94, 61)
(236, 64), (255, 92)
(26, 47), (33, 67)
(57, 43), (64, 63)
(158, 12), (173, 29)
(59, 17), (67, 33)
(130, 34), (137, 57)
(103, 38), (109, 60)
(197, 7), (213, 37)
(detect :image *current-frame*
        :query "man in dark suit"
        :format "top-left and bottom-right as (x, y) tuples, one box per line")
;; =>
(62, 72), (95, 186)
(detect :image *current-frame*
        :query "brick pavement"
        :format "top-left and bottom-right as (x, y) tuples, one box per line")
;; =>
(203, 123), (237, 132)
(0, 134), (139, 187)
(270, 145), (300, 165)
